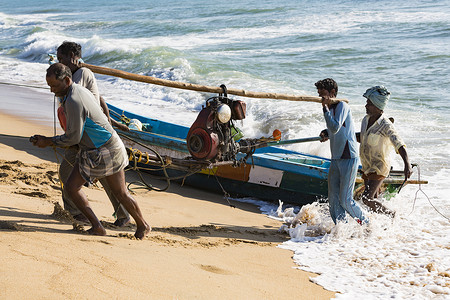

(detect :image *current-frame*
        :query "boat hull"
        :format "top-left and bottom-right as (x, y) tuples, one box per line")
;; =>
(108, 103), (413, 206)
(147, 161), (328, 206)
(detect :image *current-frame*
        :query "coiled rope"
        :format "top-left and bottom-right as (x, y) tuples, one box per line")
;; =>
(118, 132), (205, 193)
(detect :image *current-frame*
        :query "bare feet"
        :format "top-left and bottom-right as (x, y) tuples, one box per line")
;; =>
(134, 223), (151, 239)
(87, 226), (107, 236)
(362, 198), (395, 217)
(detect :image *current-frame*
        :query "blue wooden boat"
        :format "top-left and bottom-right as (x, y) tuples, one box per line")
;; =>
(108, 102), (423, 206)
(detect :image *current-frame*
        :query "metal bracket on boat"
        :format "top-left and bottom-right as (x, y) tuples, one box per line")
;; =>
(219, 84), (228, 98)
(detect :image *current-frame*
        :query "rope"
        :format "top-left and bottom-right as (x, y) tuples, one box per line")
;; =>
(123, 139), (171, 193)
(109, 109), (131, 125)
(408, 164), (449, 222)
(51, 95), (66, 191)
(118, 131), (237, 207)
(213, 174), (235, 208)
(118, 132), (204, 193)
(0, 81), (48, 90)
(124, 144), (205, 192)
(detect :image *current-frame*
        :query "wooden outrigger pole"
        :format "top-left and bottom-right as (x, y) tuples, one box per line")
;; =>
(81, 63), (347, 104)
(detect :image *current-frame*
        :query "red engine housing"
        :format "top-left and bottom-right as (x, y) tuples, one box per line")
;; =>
(187, 107), (219, 160)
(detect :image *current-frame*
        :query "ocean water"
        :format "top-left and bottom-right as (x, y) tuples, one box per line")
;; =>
(0, 0), (449, 298)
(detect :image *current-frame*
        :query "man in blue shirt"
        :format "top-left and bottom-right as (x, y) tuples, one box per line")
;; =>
(316, 78), (367, 225)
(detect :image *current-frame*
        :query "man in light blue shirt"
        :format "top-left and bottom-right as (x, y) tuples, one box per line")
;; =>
(316, 78), (367, 224)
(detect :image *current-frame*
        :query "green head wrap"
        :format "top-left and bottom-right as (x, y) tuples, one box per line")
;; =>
(363, 85), (390, 111)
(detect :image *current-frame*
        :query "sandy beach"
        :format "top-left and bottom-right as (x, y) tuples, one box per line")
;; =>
(0, 85), (335, 299)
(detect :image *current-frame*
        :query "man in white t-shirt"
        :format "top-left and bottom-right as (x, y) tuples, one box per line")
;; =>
(357, 86), (412, 217)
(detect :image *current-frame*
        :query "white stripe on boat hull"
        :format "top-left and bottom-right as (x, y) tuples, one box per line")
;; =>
(248, 165), (283, 187)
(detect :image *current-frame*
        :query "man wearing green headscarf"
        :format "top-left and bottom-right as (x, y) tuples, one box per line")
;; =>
(357, 86), (412, 217)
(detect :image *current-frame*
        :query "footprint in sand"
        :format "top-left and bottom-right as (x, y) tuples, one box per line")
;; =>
(197, 264), (234, 275)
(14, 189), (48, 198)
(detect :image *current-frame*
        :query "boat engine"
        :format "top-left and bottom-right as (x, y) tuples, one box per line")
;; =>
(187, 85), (246, 162)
